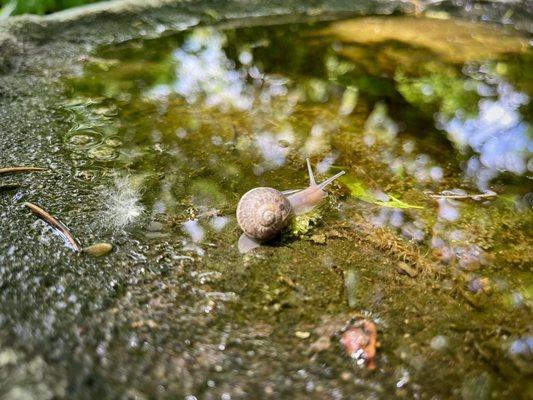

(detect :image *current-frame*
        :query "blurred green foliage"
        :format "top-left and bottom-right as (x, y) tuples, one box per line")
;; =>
(0, 0), (102, 16)
(395, 71), (480, 118)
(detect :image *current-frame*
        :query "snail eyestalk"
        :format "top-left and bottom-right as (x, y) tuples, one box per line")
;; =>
(305, 158), (345, 189)
(306, 158), (317, 186)
(318, 170), (345, 190)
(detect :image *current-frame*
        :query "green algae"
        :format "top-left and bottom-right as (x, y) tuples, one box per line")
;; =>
(288, 207), (323, 237)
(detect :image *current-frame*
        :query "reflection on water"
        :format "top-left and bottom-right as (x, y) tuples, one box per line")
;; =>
(441, 72), (532, 191)
(150, 29), (253, 110)
(364, 102), (399, 146)
(65, 19), (532, 268)
(182, 219), (205, 243)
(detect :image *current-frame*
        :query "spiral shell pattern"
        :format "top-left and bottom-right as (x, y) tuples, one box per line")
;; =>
(236, 187), (292, 240)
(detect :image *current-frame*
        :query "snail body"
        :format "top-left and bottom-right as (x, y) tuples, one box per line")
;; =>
(236, 159), (345, 253)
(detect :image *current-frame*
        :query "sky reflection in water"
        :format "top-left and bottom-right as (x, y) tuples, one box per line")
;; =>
(441, 78), (531, 191)
(149, 28), (531, 190)
(67, 23), (531, 269)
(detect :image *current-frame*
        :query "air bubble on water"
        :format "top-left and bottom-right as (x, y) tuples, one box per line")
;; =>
(395, 369), (410, 388)
(104, 137), (122, 147)
(67, 130), (103, 148)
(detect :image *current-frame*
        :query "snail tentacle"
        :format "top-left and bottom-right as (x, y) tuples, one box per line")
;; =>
(306, 158), (317, 186)
(318, 170), (345, 189)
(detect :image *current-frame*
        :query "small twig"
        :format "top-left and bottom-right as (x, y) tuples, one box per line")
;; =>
(23, 202), (82, 252)
(427, 191), (497, 200)
(0, 166), (47, 174)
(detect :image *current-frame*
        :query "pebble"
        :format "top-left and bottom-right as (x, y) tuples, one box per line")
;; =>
(83, 242), (113, 256)
(67, 130), (102, 147)
(295, 331), (311, 339)
(105, 137), (123, 147)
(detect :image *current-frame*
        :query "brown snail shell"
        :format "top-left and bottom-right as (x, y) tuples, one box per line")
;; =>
(236, 187), (292, 240)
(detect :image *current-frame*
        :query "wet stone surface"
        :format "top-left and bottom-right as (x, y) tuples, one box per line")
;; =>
(0, 2), (532, 399)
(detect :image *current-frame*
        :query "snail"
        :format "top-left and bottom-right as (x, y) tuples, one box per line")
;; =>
(236, 159), (345, 253)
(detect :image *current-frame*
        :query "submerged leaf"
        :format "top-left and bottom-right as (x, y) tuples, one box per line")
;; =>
(340, 174), (423, 209)
(374, 194), (423, 209)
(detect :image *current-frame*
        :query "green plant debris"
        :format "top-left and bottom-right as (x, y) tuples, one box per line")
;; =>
(287, 207), (323, 237)
(340, 174), (424, 209)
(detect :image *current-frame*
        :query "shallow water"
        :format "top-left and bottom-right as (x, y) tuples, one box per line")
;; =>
(2, 12), (532, 399)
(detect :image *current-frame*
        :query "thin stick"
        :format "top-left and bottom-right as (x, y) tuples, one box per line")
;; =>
(23, 202), (82, 252)
(428, 191), (497, 200)
(0, 167), (47, 174)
